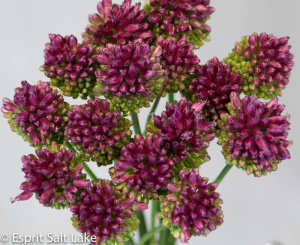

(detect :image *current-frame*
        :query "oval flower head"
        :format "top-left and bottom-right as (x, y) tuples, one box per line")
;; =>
(93, 39), (164, 115)
(225, 32), (294, 99)
(189, 57), (243, 121)
(71, 179), (148, 245)
(158, 168), (223, 243)
(218, 92), (292, 177)
(145, 0), (215, 48)
(66, 98), (132, 166)
(11, 143), (90, 209)
(82, 0), (153, 47)
(156, 35), (200, 96)
(2, 81), (70, 147)
(111, 133), (175, 202)
(147, 97), (215, 169)
(40, 34), (96, 99)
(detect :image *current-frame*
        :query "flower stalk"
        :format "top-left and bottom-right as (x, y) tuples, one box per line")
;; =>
(214, 164), (233, 184)
(64, 140), (98, 181)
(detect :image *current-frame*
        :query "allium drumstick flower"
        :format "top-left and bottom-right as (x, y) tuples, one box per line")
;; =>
(224, 32), (294, 99)
(156, 35), (200, 96)
(40, 34), (96, 99)
(111, 134), (174, 202)
(2, 81), (70, 147)
(93, 39), (164, 114)
(158, 168), (223, 243)
(66, 98), (132, 166)
(145, 0), (215, 48)
(189, 57), (243, 121)
(82, 0), (153, 47)
(71, 179), (148, 245)
(147, 97), (215, 169)
(11, 143), (90, 209)
(218, 93), (292, 177)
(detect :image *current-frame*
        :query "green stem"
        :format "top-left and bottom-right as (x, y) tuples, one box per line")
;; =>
(83, 164), (98, 181)
(149, 200), (159, 245)
(136, 211), (148, 240)
(64, 141), (98, 180)
(168, 93), (174, 103)
(131, 111), (142, 135)
(138, 226), (166, 245)
(125, 237), (135, 245)
(89, 94), (95, 99)
(159, 228), (167, 245)
(169, 235), (177, 245)
(144, 96), (161, 134)
(214, 164), (233, 184)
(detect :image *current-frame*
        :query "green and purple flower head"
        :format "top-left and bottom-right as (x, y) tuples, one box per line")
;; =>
(158, 168), (223, 243)
(66, 98), (132, 166)
(218, 92), (292, 177)
(111, 133), (175, 202)
(225, 32), (294, 99)
(12, 143), (89, 209)
(156, 35), (200, 96)
(145, 0), (215, 48)
(93, 38), (164, 114)
(2, 81), (70, 147)
(148, 97), (215, 169)
(41, 34), (97, 99)
(83, 0), (153, 47)
(189, 57), (243, 121)
(71, 179), (147, 245)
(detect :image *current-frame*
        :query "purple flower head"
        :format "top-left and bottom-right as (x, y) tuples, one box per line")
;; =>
(147, 97), (215, 168)
(2, 81), (70, 147)
(71, 179), (148, 244)
(158, 168), (223, 243)
(189, 57), (243, 120)
(225, 32), (294, 99)
(82, 0), (153, 46)
(66, 98), (132, 166)
(11, 143), (90, 209)
(93, 39), (164, 115)
(218, 93), (292, 177)
(156, 35), (200, 96)
(111, 133), (174, 202)
(40, 34), (96, 99)
(145, 0), (215, 48)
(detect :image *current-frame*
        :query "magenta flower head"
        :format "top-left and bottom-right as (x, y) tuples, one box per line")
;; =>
(225, 32), (294, 99)
(145, 0), (215, 48)
(66, 98), (132, 166)
(11, 143), (90, 209)
(189, 57), (243, 120)
(147, 97), (215, 168)
(218, 93), (292, 177)
(82, 0), (153, 46)
(156, 35), (200, 96)
(111, 133), (174, 202)
(2, 81), (70, 147)
(71, 179), (148, 245)
(40, 34), (96, 99)
(158, 168), (223, 243)
(93, 39), (164, 115)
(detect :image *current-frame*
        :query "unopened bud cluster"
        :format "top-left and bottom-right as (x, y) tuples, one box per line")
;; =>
(12, 143), (89, 209)
(225, 32), (294, 99)
(218, 93), (291, 177)
(66, 98), (132, 166)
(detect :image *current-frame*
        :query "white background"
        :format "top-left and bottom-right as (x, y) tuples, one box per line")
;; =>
(0, 1), (299, 245)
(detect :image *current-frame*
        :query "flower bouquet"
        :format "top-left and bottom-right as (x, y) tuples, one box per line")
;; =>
(1, 0), (297, 245)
